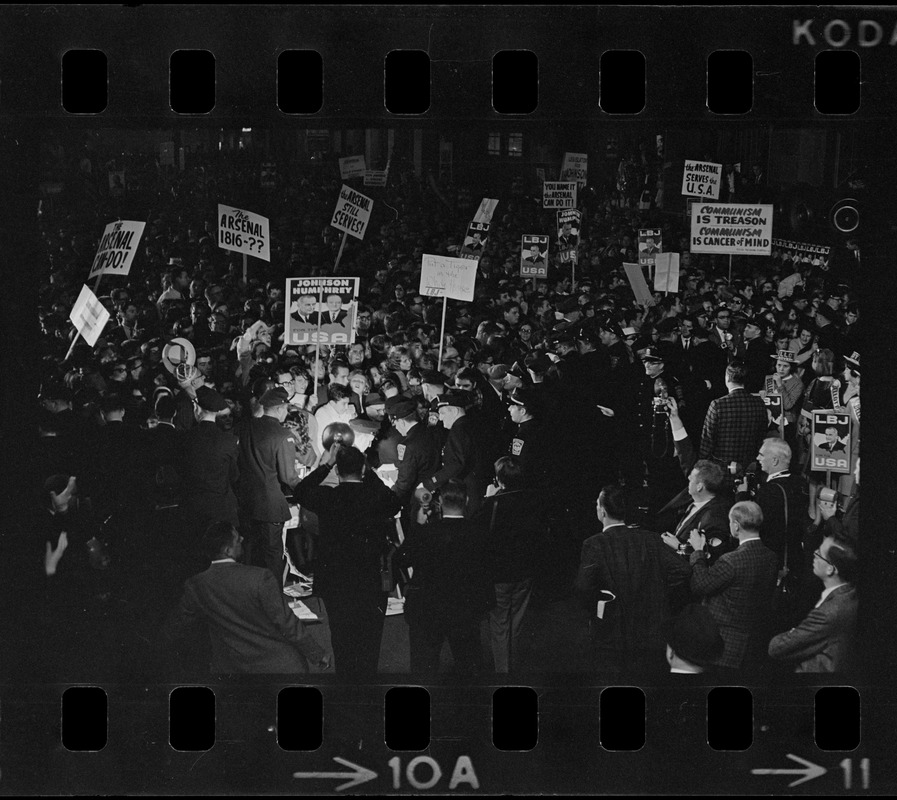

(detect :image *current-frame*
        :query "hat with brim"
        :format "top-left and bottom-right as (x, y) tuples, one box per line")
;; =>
(195, 385), (229, 412)
(259, 386), (290, 408)
(162, 337), (196, 375)
(435, 391), (470, 410)
(640, 346), (665, 363)
(844, 351), (860, 371)
(772, 349), (799, 364)
(384, 396), (417, 418)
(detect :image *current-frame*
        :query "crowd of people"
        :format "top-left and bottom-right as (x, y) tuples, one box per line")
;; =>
(15, 133), (863, 683)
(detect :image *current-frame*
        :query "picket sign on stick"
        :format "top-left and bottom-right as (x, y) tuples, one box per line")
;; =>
(243, 252), (248, 285)
(437, 296), (448, 371)
(312, 286), (324, 400)
(419, 253), (478, 369)
(64, 272), (105, 360)
(332, 231), (348, 274)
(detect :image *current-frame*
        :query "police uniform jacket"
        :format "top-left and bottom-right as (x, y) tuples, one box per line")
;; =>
(423, 414), (490, 512)
(392, 421), (442, 506)
(237, 415), (301, 522)
(182, 420), (240, 526)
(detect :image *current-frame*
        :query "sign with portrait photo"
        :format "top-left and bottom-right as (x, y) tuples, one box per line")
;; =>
(556, 209), (581, 264)
(285, 277), (360, 346)
(520, 234), (549, 278)
(811, 411), (852, 474)
(460, 221), (489, 261)
(763, 393), (785, 436)
(638, 228), (662, 267)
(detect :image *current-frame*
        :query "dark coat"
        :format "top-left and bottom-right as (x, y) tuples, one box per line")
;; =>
(736, 472), (803, 567)
(477, 489), (549, 583)
(163, 561), (325, 674)
(392, 421), (442, 507)
(699, 388), (768, 469)
(182, 421), (240, 527)
(574, 523), (692, 653)
(690, 539), (779, 669)
(423, 415), (491, 515)
(237, 415), (301, 522)
(293, 465), (402, 604)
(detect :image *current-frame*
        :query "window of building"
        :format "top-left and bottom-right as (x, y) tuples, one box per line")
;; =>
(488, 132), (501, 156)
(508, 132), (523, 157)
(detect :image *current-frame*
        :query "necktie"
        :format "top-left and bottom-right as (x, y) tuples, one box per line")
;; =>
(676, 503), (696, 537)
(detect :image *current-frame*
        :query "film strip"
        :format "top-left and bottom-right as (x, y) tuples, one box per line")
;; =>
(1, 5), (895, 795)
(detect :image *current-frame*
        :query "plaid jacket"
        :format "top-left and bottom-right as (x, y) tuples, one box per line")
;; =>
(690, 538), (779, 669)
(699, 388), (768, 468)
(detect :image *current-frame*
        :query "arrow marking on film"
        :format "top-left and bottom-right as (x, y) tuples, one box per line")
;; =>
(751, 753), (827, 787)
(293, 757), (377, 791)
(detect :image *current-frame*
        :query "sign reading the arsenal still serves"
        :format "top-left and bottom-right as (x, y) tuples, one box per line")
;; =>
(690, 203), (774, 255)
(811, 411), (852, 473)
(560, 152), (588, 187)
(331, 184), (374, 240)
(542, 181), (577, 209)
(681, 159), (723, 199)
(88, 220), (146, 279)
(520, 235), (549, 278)
(285, 277), (360, 345)
(70, 284), (110, 347)
(419, 254), (478, 302)
(217, 205), (271, 262)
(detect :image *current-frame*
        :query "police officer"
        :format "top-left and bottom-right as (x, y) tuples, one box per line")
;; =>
(423, 392), (490, 516)
(507, 385), (549, 486)
(237, 386), (302, 582)
(182, 386), (240, 539)
(386, 395), (441, 515)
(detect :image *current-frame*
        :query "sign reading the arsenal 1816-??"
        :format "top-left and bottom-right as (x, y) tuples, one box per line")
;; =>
(330, 184), (374, 240)
(681, 159), (723, 199)
(690, 203), (774, 256)
(88, 220), (146, 279)
(217, 205), (271, 262)
(542, 181), (577, 209)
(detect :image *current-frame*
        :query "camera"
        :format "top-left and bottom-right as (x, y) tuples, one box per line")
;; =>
(652, 396), (669, 416)
(819, 487), (838, 504)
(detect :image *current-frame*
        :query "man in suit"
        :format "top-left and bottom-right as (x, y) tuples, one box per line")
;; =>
(290, 293), (319, 326)
(706, 306), (743, 359)
(575, 484), (692, 677)
(768, 534), (858, 673)
(818, 427), (847, 454)
(237, 387), (302, 582)
(162, 522), (330, 674)
(699, 361), (768, 471)
(319, 293), (349, 328)
(181, 386), (240, 538)
(688, 500), (779, 671)
(398, 480), (492, 676)
(294, 444), (402, 677)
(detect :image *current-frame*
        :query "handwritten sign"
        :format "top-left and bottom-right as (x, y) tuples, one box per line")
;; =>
(419, 254), (478, 302)
(330, 184), (374, 240)
(69, 284), (110, 347)
(88, 220), (146, 279)
(690, 203), (774, 256)
(363, 170), (388, 187)
(560, 152), (588, 187)
(217, 204), (271, 262)
(681, 159), (722, 199)
(339, 155), (366, 180)
(542, 181), (577, 209)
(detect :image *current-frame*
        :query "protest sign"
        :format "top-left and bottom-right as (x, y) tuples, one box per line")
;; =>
(330, 184), (374, 240)
(363, 170), (388, 187)
(338, 155), (366, 180)
(560, 152), (588, 187)
(542, 181), (577, 209)
(811, 411), (852, 473)
(653, 252), (680, 293)
(623, 262), (655, 307)
(772, 238), (831, 267)
(681, 159), (722, 199)
(285, 277), (360, 346)
(638, 228), (662, 267)
(473, 198), (499, 224)
(69, 284), (110, 347)
(520, 235), (549, 279)
(763, 393), (785, 436)
(88, 220), (146, 279)
(217, 204), (271, 262)
(419, 254), (478, 302)
(260, 163), (276, 189)
(690, 203), (773, 255)
(556, 209), (581, 264)
(460, 221), (489, 260)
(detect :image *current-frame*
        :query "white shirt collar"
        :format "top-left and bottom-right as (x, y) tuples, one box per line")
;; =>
(690, 496), (712, 513)
(739, 535), (762, 546)
(210, 557), (236, 564)
(816, 582), (848, 607)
